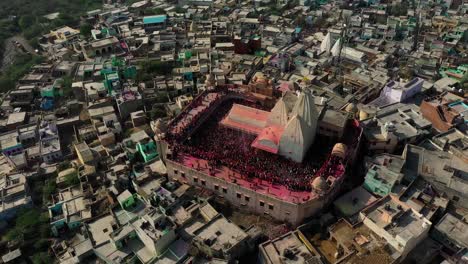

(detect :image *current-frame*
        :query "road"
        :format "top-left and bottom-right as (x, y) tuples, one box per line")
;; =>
(0, 35), (36, 72)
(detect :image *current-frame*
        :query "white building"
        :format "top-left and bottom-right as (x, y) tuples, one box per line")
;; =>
(359, 195), (431, 258)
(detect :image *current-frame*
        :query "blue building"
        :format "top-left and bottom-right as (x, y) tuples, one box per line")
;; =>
(143, 15), (167, 32)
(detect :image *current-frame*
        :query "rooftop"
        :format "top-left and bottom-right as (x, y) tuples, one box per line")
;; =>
(260, 230), (322, 264)
(194, 215), (248, 252)
(435, 213), (468, 249)
(360, 195), (431, 245)
(334, 186), (378, 217)
(143, 15), (167, 25)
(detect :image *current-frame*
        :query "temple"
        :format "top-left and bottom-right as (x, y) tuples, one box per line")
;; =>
(222, 90), (319, 162)
(157, 85), (363, 225)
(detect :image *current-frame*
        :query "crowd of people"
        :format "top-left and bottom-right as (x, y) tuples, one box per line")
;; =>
(169, 100), (342, 192)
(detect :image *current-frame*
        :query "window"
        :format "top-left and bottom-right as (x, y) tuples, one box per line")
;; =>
(245, 196), (250, 202)
(214, 184), (219, 191)
(173, 169), (178, 175)
(259, 201), (265, 207)
(268, 204), (274, 210)
(201, 179), (206, 186)
(236, 192), (241, 198)
(193, 177), (198, 183)
(222, 187), (227, 193)
(181, 172), (186, 178)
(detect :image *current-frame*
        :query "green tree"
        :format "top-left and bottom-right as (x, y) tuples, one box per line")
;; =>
(150, 107), (166, 120)
(31, 252), (52, 264)
(19, 15), (35, 31)
(61, 75), (74, 97)
(80, 23), (92, 38)
(64, 172), (80, 187)
(42, 180), (57, 201)
(174, 6), (186, 13)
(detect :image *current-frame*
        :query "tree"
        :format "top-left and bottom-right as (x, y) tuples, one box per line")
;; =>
(18, 15), (35, 31)
(31, 252), (52, 264)
(145, 8), (166, 15)
(64, 172), (80, 187)
(399, 64), (414, 80)
(150, 107), (166, 120)
(61, 75), (74, 97)
(80, 23), (92, 38)
(42, 180), (56, 201)
(174, 6), (186, 13)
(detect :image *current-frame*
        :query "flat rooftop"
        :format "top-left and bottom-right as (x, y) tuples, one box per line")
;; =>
(334, 186), (377, 217)
(194, 215), (248, 252)
(260, 230), (321, 264)
(435, 213), (468, 248)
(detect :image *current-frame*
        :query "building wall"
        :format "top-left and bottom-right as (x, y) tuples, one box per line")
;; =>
(166, 159), (324, 226)
(361, 210), (430, 257)
(366, 136), (398, 154)
(420, 101), (453, 132)
(43, 150), (63, 164)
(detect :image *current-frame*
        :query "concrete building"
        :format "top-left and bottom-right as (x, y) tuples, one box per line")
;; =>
(359, 195), (431, 258)
(259, 229), (323, 264)
(48, 26), (80, 44)
(432, 213), (468, 253)
(0, 173), (32, 220)
(115, 89), (143, 119)
(192, 214), (250, 260)
(39, 118), (62, 164)
(143, 15), (167, 32)
(333, 186), (377, 223)
(404, 144), (468, 205)
(362, 104), (431, 154)
(83, 37), (119, 57)
(420, 92), (467, 132)
(428, 129), (468, 163)
(363, 153), (406, 196)
(369, 78), (424, 107)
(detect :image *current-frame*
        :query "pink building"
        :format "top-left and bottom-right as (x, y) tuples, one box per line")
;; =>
(158, 86), (362, 226)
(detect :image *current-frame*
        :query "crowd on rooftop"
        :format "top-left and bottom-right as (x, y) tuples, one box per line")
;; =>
(169, 100), (336, 192)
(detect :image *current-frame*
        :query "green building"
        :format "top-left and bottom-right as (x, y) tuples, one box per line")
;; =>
(117, 190), (137, 210)
(123, 131), (159, 163)
(363, 154), (405, 197)
(40, 79), (64, 98)
(137, 140), (158, 163)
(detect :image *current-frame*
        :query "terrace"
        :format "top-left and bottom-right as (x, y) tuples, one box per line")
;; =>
(165, 87), (362, 203)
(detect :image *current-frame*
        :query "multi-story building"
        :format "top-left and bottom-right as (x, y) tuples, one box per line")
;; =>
(359, 195), (432, 258)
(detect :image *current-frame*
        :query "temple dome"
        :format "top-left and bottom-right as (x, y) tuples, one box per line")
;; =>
(345, 103), (358, 113)
(331, 143), (347, 159)
(359, 110), (369, 121)
(311, 177), (328, 192)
